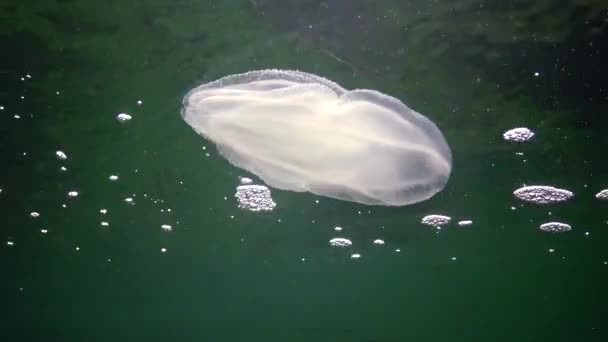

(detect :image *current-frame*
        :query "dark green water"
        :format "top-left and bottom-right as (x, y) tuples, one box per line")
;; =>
(1, 1), (607, 341)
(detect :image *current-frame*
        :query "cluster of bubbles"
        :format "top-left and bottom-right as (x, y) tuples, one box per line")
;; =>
(512, 185), (573, 204)
(234, 177), (277, 212)
(2, 87), (177, 253)
(502, 127), (606, 235)
(327, 232), (388, 260)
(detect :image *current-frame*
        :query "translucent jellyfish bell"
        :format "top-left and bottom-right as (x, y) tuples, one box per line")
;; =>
(181, 69), (452, 206)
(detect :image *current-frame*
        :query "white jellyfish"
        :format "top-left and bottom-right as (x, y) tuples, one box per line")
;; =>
(181, 69), (452, 206)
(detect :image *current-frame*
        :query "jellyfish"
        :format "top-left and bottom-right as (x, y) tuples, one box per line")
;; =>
(181, 69), (452, 206)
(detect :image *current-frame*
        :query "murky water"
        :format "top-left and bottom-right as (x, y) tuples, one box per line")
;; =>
(1, 1), (607, 341)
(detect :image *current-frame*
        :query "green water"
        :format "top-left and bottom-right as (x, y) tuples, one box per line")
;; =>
(1, 1), (607, 341)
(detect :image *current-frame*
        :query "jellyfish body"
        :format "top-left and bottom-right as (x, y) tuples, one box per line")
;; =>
(181, 69), (452, 206)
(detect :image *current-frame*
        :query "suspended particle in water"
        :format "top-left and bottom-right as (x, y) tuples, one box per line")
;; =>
(334, 226), (343, 231)
(109, 175), (119, 181)
(56, 150), (67, 160)
(124, 197), (134, 204)
(30, 212), (40, 218)
(539, 221), (572, 233)
(100, 222), (109, 227)
(100, 209), (107, 214)
(160, 248), (167, 253)
(503, 127), (535, 142)
(68, 191), (79, 197)
(116, 113), (132, 122)
(60, 166), (67, 172)
(458, 220), (473, 227)
(329, 237), (352, 247)
(7, 241), (15, 246)
(161, 224), (172, 232)
(350, 253), (361, 259)
(137, 100), (143, 105)
(373, 239), (385, 245)
(513, 185), (573, 204)
(421, 214), (451, 227)
(40, 229), (48, 234)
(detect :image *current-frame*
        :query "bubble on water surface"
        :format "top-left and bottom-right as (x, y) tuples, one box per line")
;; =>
(235, 184), (276, 212)
(329, 238), (352, 247)
(539, 221), (572, 233)
(503, 127), (535, 142)
(421, 214), (451, 227)
(513, 185), (573, 204)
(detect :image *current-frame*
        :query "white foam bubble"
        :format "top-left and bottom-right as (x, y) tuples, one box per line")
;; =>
(116, 113), (132, 122)
(235, 184), (276, 212)
(595, 189), (608, 200)
(329, 237), (352, 247)
(513, 185), (573, 204)
(56, 150), (67, 160)
(539, 221), (572, 233)
(421, 214), (451, 227)
(503, 127), (535, 142)
(457, 220), (473, 227)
